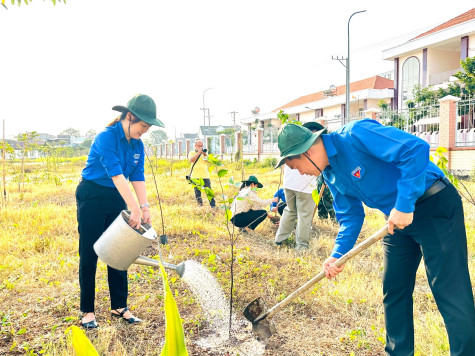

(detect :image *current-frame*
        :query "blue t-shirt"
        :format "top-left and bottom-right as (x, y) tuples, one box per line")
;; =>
(322, 119), (444, 258)
(81, 121), (145, 188)
(270, 188), (286, 210)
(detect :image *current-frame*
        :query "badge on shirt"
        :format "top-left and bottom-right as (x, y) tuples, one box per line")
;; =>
(351, 166), (362, 178)
(134, 153), (140, 159)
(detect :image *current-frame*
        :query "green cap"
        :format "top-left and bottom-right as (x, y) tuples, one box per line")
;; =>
(112, 94), (165, 127)
(274, 124), (325, 169)
(242, 175), (263, 188)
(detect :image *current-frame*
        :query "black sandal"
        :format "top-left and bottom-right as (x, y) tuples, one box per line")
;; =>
(111, 307), (142, 324)
(80, 313), (98, 329)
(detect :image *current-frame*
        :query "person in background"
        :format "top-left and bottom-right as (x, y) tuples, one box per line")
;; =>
(230, 175), (272, 233)
(76, 94), (164, 328)
(188, 140), (216, 208)
(275, 120), (475, 355)
(274, 121), (326, 250)
(270, 187), (287, 215)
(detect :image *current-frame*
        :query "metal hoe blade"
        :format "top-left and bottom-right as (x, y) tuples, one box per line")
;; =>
(243, 297), (277, 341)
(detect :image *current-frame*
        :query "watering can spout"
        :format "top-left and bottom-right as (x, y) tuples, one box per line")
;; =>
(134, 256), (185, 278)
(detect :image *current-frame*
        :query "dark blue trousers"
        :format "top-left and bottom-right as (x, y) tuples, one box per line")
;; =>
(76, 179), (128, 313)
(382, 183), (475, 355)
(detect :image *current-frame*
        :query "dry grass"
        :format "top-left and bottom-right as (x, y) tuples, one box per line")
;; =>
(0, 159), (474, 355)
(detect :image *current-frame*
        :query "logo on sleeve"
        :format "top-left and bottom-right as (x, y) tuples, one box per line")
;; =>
(351, 166), (361, 178)
(134, 154), (140, 159)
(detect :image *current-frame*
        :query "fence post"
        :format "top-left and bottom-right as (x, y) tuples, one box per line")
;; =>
(219, 133), (226, 157)
(364, 108), (382, 122)
(186, 139), (190, 157)
(438, 95), (460, 169)
(257, 128), (264, 162)
(178, 141), (182, 160)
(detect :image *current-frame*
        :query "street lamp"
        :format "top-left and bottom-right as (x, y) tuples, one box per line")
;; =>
(345, 10), (366, 122)
(201, 87), (213, 149)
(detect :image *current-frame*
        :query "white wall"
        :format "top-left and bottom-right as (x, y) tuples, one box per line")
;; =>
(427, 48), (460, 74)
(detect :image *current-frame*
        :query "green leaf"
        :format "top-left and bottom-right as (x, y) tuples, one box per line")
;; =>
(436, 147), (447, 154)
(225, 208), (232, 221)
(311, 188), (321, 205)
(217, 169), (228, 177)
(17, 328), (26, 335)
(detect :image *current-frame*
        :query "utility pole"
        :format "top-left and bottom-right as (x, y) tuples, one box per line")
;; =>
(229, 110), (238, 129)
(331, 55), (348, 125)
(332, 10), (366, 125)
(228, 111), (238, 160)
(201, 87), (213, 150)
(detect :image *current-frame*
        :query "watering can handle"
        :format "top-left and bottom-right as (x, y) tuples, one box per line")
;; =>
(122, 210), (150, 234)
(263, 225), (389, 321)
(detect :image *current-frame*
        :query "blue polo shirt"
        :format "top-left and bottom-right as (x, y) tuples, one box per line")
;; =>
(322, 119), (444, 258)
(81, 122), (145, 188)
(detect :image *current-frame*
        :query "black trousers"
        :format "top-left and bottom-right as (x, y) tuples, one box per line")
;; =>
(76, 179), (128, 313)
(231, 210), (267, 230)
(382, 182), (475, 356)
(277, 202), (287, 216)
(193, 178), (216, 207)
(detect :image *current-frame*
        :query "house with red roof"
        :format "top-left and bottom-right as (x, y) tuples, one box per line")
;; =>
(383, 8), (475, 109)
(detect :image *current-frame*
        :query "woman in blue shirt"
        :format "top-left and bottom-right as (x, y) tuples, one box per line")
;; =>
(275, 121), (475, 355)
(76, 94), (164, 328)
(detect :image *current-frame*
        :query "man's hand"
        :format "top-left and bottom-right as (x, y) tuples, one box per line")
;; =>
(323, 256), (345, 279)
(387, 208), (413, 234)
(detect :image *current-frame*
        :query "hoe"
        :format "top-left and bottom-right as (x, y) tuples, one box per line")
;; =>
(243, 225), (389, 341)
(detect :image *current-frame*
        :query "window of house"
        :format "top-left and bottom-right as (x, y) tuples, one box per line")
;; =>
(402, 57), (420, 107)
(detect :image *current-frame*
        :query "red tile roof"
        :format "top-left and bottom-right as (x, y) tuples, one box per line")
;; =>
(275, 75), (394, 111)
(411, 8), (475, 40)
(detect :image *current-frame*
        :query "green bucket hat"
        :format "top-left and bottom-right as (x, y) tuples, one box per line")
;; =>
(112, 94), (165, 127)
(242, 175), (263, 188)
(274, 124), (326, 169)
(302, 121), (328, 134)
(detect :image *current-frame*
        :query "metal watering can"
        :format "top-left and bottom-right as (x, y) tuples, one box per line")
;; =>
(93, 210), (185, 277)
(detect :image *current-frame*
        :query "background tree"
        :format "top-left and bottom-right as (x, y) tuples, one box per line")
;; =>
(149, 129), (168, 144)
(59, 128), (80, 138)
(85, 129), (96, 139)
(16, 131), (39, 192)
(451, 56), (475, 97)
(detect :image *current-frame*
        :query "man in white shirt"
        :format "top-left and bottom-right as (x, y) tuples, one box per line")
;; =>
(274, 164), (316, 249)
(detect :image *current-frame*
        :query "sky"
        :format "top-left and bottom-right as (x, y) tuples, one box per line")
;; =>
(0, 0), (474, 140)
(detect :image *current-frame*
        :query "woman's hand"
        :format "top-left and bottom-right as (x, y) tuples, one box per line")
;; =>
(141, 208), (151, 225)
(128, 207), (142, 229)
(323, 256), (345, 279)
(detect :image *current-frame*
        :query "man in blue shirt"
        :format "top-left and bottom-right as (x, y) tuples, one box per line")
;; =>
(275, 120), (475, 355)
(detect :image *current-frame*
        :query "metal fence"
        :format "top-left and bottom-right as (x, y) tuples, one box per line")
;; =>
(262, 142), (278, 153)
(456, 96), (475, 147)
(377, 104), (440, 148)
